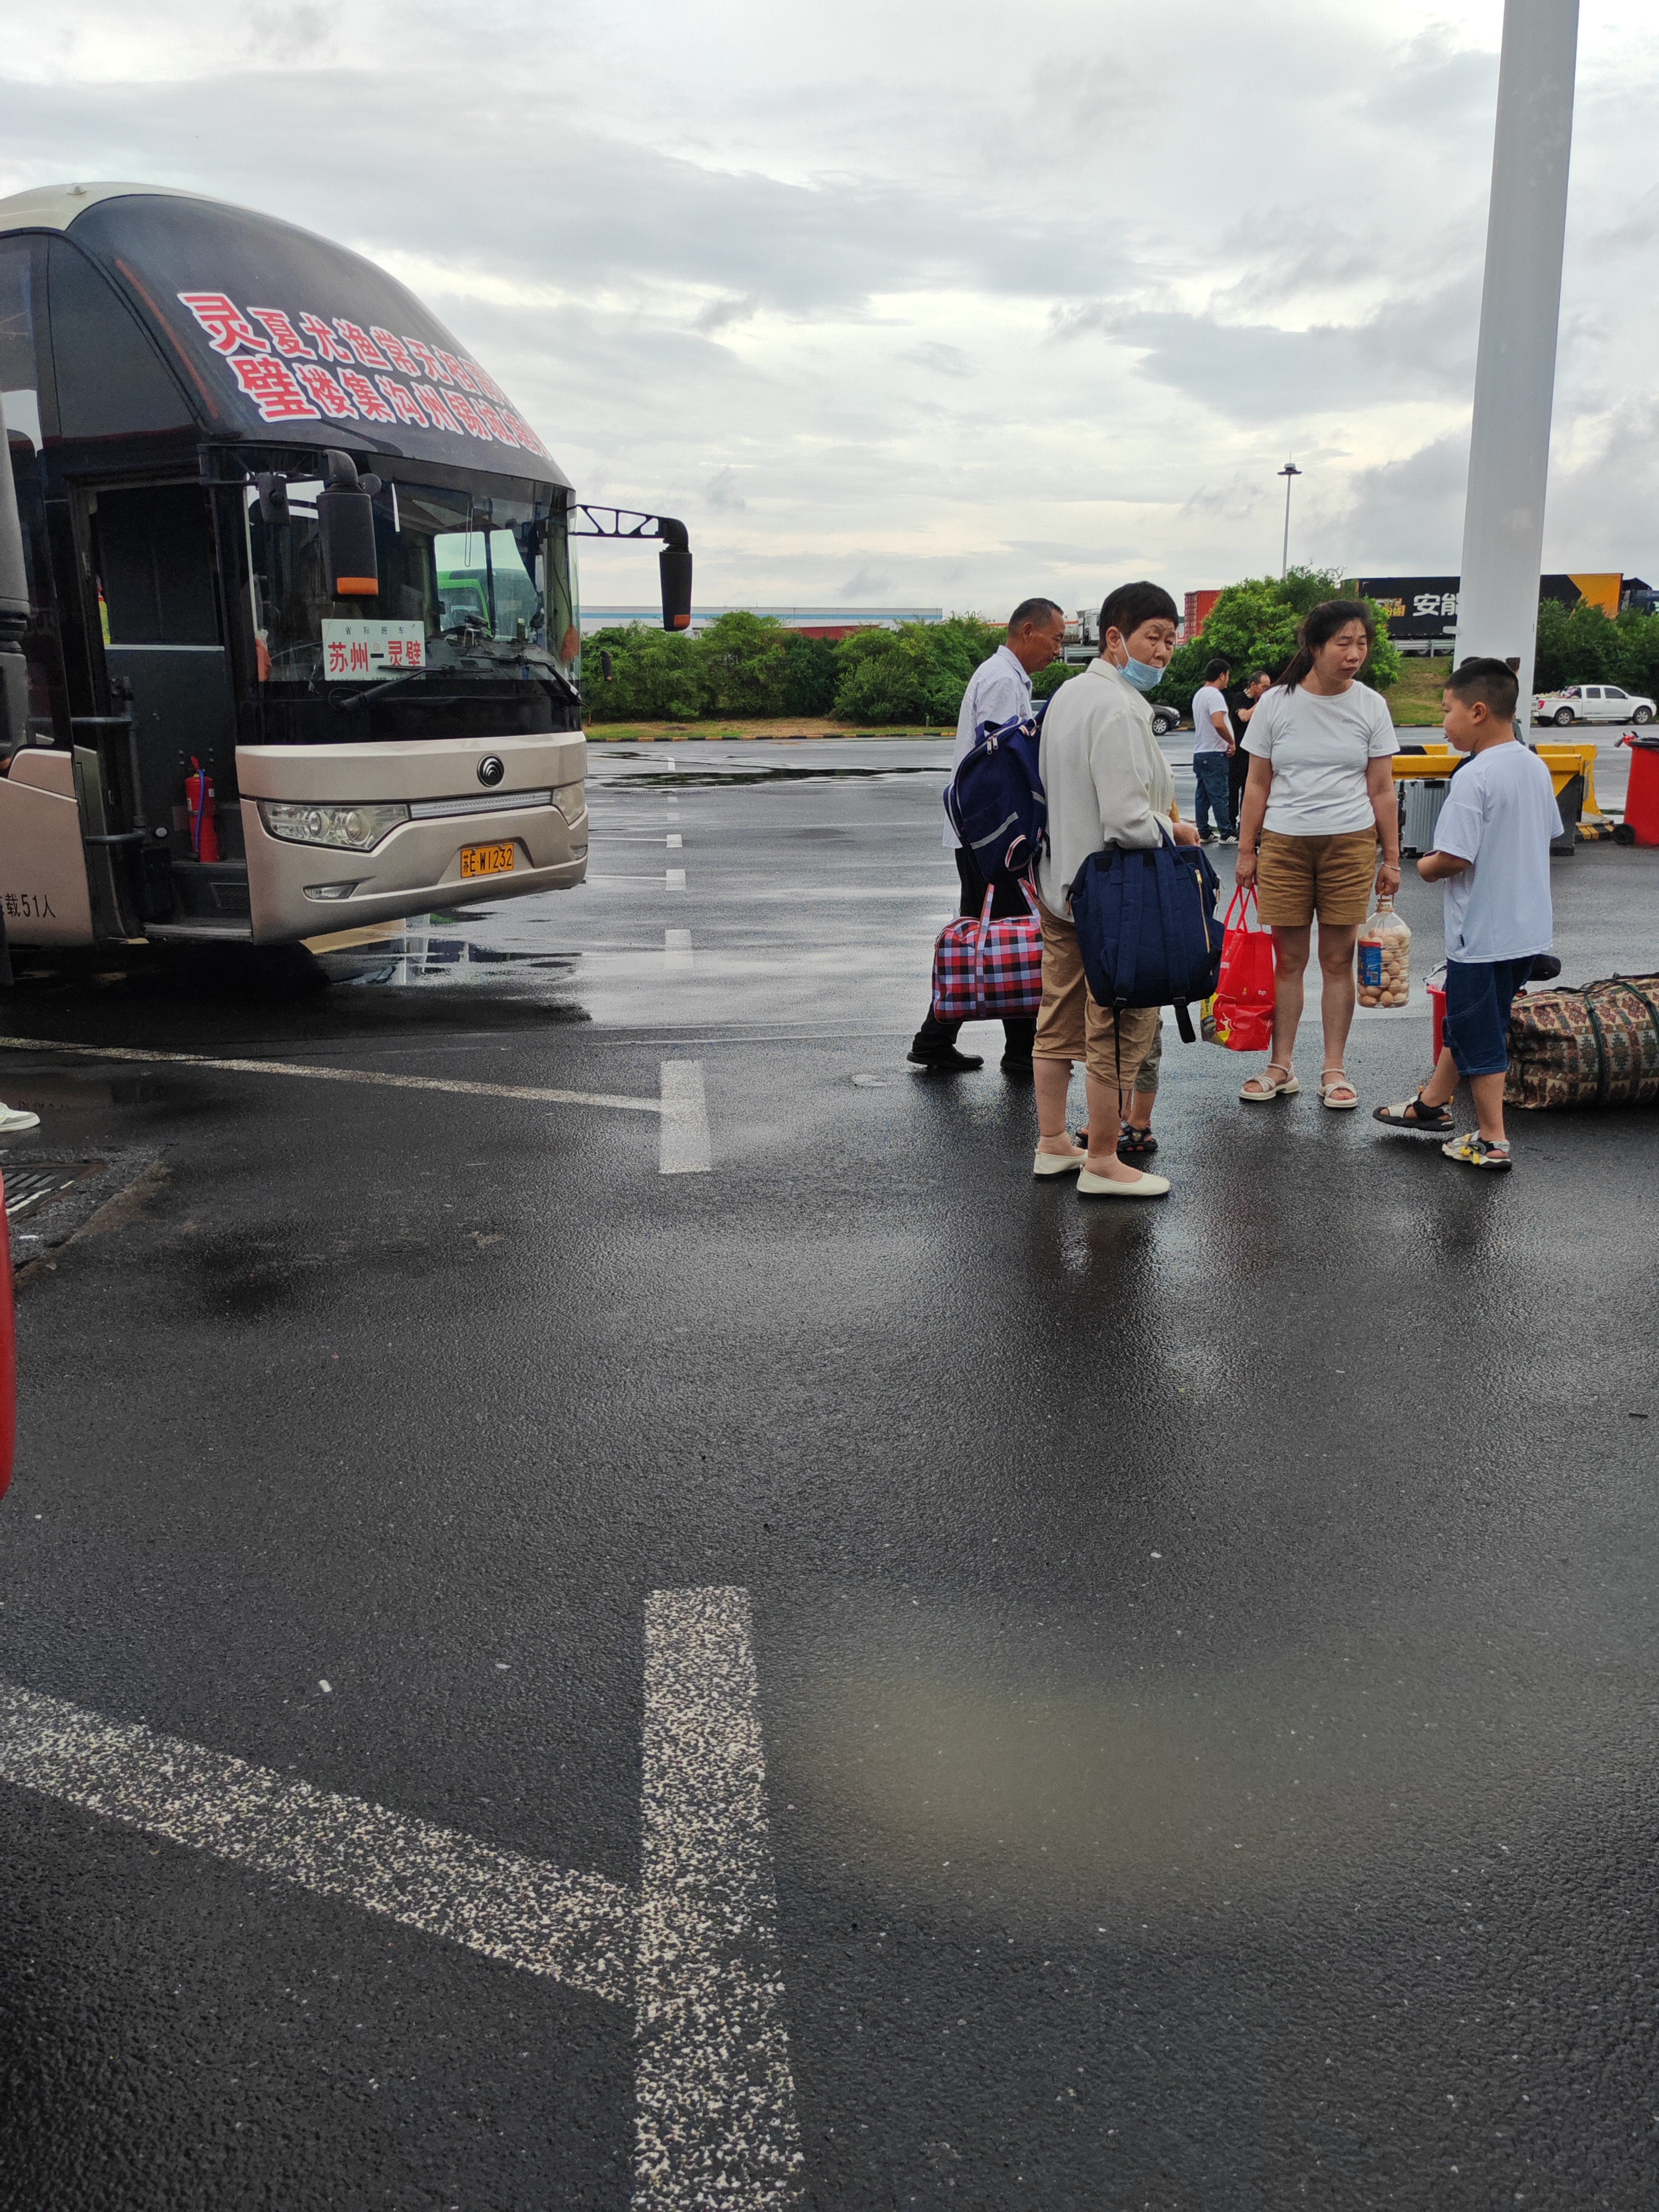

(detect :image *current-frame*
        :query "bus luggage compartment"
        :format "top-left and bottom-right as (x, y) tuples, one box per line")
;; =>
(236, 731), (586, 945)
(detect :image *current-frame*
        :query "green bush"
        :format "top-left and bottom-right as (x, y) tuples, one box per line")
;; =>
(582, 624), (705, 721)
(1533, 597), (1659, 696)
(829, 615), (1005, 725)
(1031, 659), (1078, 701)
(695, 610), (793, 717)
(779, 633), (839, 716)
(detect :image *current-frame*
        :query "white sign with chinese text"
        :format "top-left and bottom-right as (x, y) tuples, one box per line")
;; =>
(320, 620), (427, 682)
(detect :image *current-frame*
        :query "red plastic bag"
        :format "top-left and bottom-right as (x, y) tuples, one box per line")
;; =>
(1211, 886), (1276, 1051)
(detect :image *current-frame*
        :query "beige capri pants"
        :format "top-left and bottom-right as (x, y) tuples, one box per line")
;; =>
(1031, 892), (1162, 1091)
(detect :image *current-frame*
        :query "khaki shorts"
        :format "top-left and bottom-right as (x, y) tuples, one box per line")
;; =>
(1256, 827), (1378, 928)
(1032, 895), (1162, 1089)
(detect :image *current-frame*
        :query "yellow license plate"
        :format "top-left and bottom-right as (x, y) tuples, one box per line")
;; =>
(460, 841), (516, 879)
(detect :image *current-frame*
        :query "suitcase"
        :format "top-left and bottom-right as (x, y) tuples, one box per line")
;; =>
(1505, 975), (1659, 1109)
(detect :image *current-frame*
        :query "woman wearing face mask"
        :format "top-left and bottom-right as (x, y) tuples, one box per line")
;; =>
(1233, 598), (1400, 1108)
(1031, 580), (1201, 1197)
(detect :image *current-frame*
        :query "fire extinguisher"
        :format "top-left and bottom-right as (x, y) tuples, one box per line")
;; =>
(186, 756), (220, 863)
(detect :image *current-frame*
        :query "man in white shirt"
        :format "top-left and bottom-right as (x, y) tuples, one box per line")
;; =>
(910, 597), (1067, 1073)
(1189, 657), (1236, 842)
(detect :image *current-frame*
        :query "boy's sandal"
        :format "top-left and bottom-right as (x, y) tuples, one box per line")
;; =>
(1240, 1063), (1299, 1101)
(1442, 1132), (1513, 1171)
(1317, 1068), (1359, 1110)
(1372, 1091), (1454, 1131)
(1116, 1127), (1159, 1157)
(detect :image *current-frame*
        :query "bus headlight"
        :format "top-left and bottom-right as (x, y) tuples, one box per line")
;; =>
(260, 800), (410, 851)
(553, 781), (586, 824)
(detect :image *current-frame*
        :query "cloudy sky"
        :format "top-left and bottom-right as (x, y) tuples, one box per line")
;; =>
(5, 1), (1658, 615)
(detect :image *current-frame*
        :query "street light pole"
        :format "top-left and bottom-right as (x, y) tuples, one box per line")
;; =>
(1453, 0), (1579, 719)
(1278, 463), (1301, 579)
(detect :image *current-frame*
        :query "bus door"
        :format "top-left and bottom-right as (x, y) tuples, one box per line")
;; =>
(83, 481), (249, 935)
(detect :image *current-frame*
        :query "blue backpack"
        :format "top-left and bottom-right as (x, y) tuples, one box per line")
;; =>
(943, 705), (1048, 884)
(1067, 830), (1225, 1042)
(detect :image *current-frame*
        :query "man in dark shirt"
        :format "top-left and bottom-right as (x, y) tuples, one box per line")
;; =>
(1226, 668), (1272, 835)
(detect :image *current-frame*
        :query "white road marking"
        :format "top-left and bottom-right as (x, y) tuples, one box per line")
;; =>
(658, 1061), (712, 1174)
(666, 868), (687, 889)
(635, 1589), (804, 2209)
(0, 1590), (805, 2195)
(0, 1037), (662, 1115)
(664, 928), (694, 975)
(0, 1681), (633, 2005)
(666, 833), (683, 849)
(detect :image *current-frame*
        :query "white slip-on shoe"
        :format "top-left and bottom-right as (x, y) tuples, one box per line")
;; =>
(1077, 1166), (1170, 1198)
(1033, 1147), (1087, 1177)
(0, 1105), (41, 1135)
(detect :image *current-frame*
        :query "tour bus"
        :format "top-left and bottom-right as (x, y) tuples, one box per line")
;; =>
(0, 182), (691, 949)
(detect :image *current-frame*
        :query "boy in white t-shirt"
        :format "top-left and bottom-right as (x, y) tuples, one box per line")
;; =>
(1373, 657), (1559, 1170)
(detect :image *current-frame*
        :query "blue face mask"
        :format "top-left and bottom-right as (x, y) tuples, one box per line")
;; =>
(1118, 655), (1166, 693)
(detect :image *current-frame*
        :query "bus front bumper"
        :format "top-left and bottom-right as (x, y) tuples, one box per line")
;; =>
(237, 733), (588, 945)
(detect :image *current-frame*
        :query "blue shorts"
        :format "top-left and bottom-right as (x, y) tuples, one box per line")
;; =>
(1442, 956), (1532, 1077)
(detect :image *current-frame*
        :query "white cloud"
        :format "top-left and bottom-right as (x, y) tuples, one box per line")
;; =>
(4, 0), (1658, 606)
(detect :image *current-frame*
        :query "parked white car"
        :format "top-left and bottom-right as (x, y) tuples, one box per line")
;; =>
(1533, 683), (1655, 726)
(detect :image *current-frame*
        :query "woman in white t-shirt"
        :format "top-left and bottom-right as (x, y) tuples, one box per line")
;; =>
(1233, 600), (1400, 1109)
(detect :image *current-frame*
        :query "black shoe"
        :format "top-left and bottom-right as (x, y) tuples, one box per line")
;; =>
(1000, 1053), (1034, 1078)
(907, 1044), (983, 1072)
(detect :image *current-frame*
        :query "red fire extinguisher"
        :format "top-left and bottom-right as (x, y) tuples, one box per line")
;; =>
(186, 756), (220, 862)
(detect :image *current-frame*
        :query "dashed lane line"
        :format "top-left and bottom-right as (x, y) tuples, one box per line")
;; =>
(664, 928), (694, 974)
(636, 1588), (804, 2208)
(0, 1036), (663, 1115)
(659, 1061), (712, 1174)
(666, 867), (687, 889)
(0, 1680), (633, 2006)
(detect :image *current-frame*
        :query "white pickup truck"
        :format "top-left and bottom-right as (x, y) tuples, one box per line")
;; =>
(1533, 683), (1655, 726)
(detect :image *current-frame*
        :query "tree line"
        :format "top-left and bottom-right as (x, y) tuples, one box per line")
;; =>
(583, 572), (1659, 725)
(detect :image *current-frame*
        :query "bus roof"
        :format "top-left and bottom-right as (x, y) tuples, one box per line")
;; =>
(0, 183), (571, 489)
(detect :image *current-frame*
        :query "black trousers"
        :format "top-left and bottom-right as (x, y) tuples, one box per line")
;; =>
(912, 847), (1038, 1058)
(1228, 746), (1250, 828)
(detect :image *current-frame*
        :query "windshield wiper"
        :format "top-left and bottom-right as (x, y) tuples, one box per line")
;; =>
(332, 671), (426, 712)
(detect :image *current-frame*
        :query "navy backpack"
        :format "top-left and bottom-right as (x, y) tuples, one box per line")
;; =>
(943, 705), (1048, 884)
(1067, 830), (1226, 1042)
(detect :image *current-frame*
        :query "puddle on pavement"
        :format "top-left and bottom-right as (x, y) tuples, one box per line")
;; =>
(597, 765), (944, 787)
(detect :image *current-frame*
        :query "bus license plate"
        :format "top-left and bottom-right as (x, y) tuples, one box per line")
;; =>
(461, 841), (515, 879)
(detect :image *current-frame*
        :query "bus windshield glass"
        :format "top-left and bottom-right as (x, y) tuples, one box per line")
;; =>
(244, 470), (578, 690)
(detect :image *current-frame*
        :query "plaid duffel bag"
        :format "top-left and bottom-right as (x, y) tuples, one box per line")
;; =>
(930, 881), (1042, 1022)
(1505, 974), (1659, 1109)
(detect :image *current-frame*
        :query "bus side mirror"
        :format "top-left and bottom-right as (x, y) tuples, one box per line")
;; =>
(657, 516), (692, 632)
(316, 450), (379, 599)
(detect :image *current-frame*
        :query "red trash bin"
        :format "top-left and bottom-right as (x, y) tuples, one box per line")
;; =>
(1624, 737), (1659, 847)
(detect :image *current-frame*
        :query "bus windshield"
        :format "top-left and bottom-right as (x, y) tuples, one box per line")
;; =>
(244, 469), (579, 691)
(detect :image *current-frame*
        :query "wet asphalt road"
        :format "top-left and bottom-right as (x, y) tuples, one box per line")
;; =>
(0, 740), (1655, 2209)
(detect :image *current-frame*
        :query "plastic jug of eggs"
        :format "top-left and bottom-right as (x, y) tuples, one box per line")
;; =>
(1357, 896), (1412, 1007)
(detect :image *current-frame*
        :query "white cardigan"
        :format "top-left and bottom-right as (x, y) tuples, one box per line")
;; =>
(1036, 659), (1177, 914)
